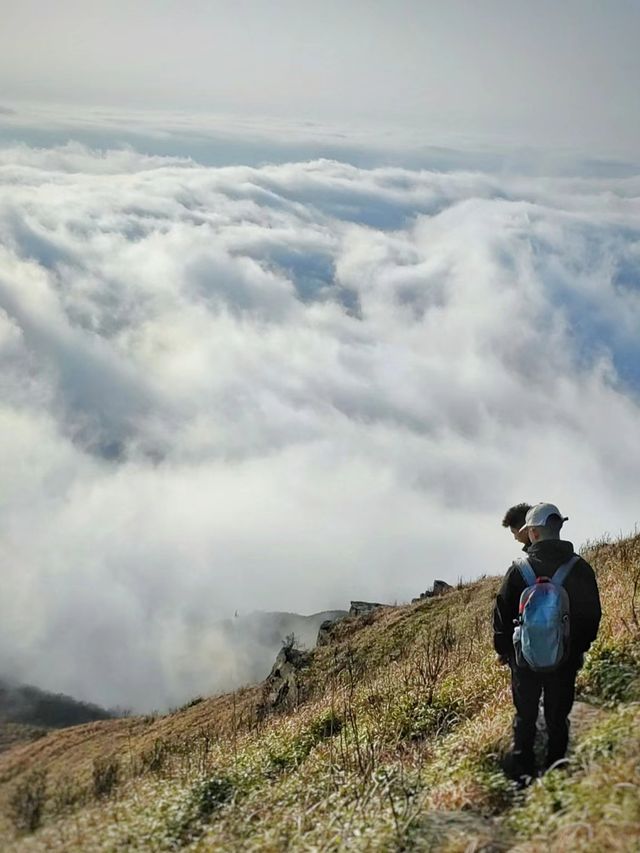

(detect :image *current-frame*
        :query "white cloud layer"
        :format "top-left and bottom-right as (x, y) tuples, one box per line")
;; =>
(1, 142), (639, 710)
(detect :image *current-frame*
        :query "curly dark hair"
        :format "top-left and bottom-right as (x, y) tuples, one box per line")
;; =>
(501, 503), (532, 529)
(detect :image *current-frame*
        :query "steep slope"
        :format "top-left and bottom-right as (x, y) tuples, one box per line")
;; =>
(0, 534), (638, 851)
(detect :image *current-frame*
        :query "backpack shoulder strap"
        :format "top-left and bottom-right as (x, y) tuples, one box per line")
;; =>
(514, 557), (537, 587)
(551, 554), (581, 587)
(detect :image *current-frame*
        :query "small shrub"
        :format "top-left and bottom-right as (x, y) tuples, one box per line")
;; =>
(50, 774), (86, 815)
(579, 642), (640, 705)
(574, 706), (634, 765)
(267, 710), (343, 773)
(140, 738), (168, 774)
(193, 775), (234, 819)
(392, 693), (463, 742)
(167, 773), (234, 844)
(92, 755), (120, 798)
(306, 709), (343, 741)
(266, 737), (309, 773)
(142, 711), (160, 724)
(282, 632), (300, 652)
(8, 769), (48, 833)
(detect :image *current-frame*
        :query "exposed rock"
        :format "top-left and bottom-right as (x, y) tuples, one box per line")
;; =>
(317, 616), (345, 646)
(412, 580), (454, 603)
(313, 610), (349, 647)
(349, 601), (385, 617)
(257, 643), (312, 718)
(432, 580), (453, 596)
(221, 609), (348, 687)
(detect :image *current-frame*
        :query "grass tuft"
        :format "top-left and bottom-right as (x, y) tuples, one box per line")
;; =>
(7, 769), (48, 834)
(578, 640), (640, 705)
(166, 772), (235, 846)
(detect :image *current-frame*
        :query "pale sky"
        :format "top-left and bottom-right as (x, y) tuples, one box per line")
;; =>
(1, 0), (639, 155)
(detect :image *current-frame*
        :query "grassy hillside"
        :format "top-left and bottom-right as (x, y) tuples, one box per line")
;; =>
(0, 533), (638, 851)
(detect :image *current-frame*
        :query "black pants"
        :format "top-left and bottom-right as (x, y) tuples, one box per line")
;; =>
(510, 661), (578, 769)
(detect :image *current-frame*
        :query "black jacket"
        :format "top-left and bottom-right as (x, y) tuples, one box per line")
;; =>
(493, 539), (601, 663)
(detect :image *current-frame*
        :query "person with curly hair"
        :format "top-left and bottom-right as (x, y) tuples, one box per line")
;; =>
(502, 502), (532, 551)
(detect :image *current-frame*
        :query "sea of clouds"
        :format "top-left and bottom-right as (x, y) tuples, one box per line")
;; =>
(1, 123), (639, 710)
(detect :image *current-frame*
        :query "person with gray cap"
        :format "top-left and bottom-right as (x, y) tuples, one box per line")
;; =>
(493, 503), (601, 784)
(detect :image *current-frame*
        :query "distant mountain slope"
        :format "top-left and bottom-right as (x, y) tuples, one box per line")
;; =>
(0, 679), (116, 730)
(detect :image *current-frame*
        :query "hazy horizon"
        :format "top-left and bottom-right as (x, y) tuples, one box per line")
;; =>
(1, 0), (639, 156)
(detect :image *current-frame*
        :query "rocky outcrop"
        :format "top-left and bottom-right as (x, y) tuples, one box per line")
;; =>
(349, 601), (385, 617)
(317, 618), (341, 646)
(257, 642), (312, 718)
(214, 608), (348, 692)
(312, 610), (349, 646)
(432, 580), (453, 596)
(412, 580), (453, 603)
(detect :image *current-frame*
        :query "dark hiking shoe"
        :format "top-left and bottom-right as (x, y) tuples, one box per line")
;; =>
(502, 751), (537, 787)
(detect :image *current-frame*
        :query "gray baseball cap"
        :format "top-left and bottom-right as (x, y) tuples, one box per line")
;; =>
(519, 502), (568, 532)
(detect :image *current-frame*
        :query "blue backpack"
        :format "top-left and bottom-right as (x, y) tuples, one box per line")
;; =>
(512, 555), (580, 671)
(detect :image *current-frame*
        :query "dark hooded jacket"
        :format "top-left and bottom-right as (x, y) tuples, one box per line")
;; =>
(493, 539), (601, 664)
